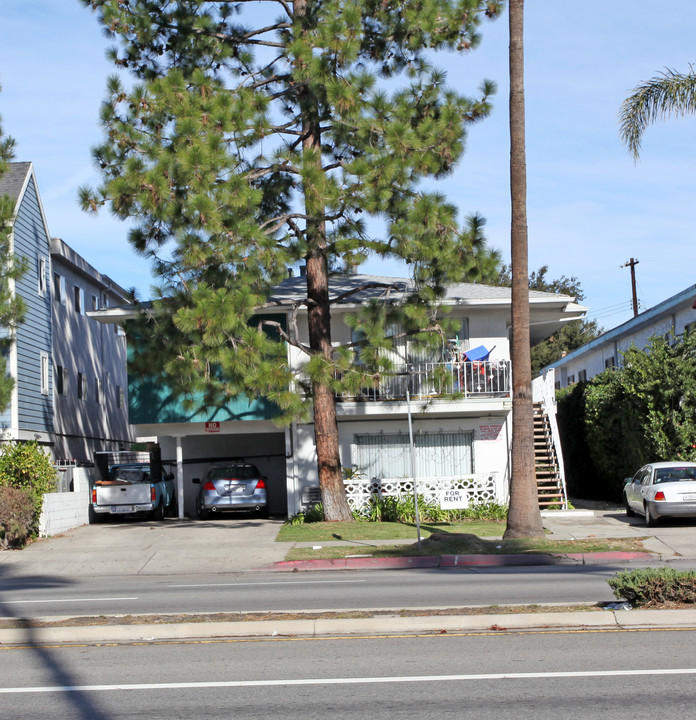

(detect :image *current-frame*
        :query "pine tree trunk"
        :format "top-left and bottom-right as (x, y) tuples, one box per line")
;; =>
(504, 0), (544, 539)
(297, 0), (353, 522)
(306, 252), (352, 522)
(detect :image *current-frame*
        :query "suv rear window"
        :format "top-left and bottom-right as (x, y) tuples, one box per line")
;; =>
(207, 465), (260, 480)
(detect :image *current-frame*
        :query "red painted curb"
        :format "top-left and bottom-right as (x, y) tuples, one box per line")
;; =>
(344, 556), (440, 570)
(262, 550), (660, 572)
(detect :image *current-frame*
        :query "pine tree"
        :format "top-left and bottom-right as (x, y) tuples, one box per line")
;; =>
(0, 95), (27, 414)
(80, 0), (503, 520)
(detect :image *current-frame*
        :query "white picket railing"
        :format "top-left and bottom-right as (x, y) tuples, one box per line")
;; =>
(337, 360), (511, 401)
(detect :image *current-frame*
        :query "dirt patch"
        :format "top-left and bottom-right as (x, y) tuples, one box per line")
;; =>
(0, 605), (611, 630)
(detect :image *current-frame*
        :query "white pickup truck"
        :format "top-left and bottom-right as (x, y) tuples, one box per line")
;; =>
(89, 463), (176, 521)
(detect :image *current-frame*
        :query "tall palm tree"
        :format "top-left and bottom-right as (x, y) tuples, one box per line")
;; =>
(504, 0), (544, 539)
(620, 67), (696, 159)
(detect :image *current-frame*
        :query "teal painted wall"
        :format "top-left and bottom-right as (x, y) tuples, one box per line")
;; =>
(127, 313), (286, 425)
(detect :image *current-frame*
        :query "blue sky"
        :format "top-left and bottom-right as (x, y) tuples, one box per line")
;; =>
(1, 2), (694, 329)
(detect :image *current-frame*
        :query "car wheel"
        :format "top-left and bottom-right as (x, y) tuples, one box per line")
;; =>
(258, 506), (269, 519)
(623, 494), (635, 517)
(644, 503), (658, 527)
(197, 504), (209, 521)
(152, 500), (165, 522)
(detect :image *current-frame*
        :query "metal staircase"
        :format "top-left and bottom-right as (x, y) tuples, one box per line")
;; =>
(533, 401), (568, 509)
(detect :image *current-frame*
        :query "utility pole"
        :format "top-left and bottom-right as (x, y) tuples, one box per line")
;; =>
(621, 258), (640, 317)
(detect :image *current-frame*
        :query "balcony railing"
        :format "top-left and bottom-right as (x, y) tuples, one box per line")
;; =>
(337, 360), (511, 402)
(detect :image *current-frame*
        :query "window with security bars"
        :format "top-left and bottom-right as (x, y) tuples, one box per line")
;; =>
(353, 431), (473, 480)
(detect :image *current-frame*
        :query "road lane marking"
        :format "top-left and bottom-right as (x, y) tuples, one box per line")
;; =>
(166, 580), (366, 588)
(2, 597), (138, 605)
(4, 668), (696, 693)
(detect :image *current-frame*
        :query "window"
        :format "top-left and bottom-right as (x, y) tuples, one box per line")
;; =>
(38, 257), (47, 295)
(604, 356), (615, 370)
(578, 370), (587, 383)
(567, 374), (575, 385)
(354, 431), (473, 480)
(77, 372), (86, 400)
(40, 353), (49, 395)
(55, 365), (68, 395)
(92, 294), (99, 311)
(74, 285), (85, 315)
(54, 273), (66, 305)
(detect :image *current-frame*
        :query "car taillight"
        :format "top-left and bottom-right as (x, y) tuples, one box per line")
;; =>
(204, 481), (216, 491)
(151, 486), (157, 502)
(654, 491), (666, 501)
(92, 488), (97, 504)
(256, 478), (266, 489)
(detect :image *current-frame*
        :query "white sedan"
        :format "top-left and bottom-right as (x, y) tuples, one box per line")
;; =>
(624, 461), (696, 526)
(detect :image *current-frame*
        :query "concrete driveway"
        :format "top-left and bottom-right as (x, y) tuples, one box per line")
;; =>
(0, 516), (293, 577)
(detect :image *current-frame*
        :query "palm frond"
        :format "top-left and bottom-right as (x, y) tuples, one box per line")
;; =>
(619, 66), (696, 160)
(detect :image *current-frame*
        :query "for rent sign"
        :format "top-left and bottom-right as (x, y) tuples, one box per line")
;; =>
(439, 488), (469, 509)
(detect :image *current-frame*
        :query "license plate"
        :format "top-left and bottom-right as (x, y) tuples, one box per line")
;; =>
(682, 494), (696, 501)
(111, 505), (135, 513)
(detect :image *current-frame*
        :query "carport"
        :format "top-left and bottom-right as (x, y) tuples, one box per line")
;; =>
(135, 420), (290, 518)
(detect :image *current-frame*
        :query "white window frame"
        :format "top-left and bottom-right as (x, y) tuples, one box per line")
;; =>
(40, 352), (49, 395)
(38, 257), (47, 295)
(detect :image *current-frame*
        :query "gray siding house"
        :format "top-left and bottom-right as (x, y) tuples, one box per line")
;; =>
(0, 161), (134, 462)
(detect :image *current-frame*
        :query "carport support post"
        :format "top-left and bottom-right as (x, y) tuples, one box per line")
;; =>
(176, 436), (185, 520)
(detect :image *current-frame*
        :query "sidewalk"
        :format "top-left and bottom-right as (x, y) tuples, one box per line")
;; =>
(4, 606), (696, 645)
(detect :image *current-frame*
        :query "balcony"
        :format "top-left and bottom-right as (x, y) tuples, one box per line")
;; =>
(336, 360), (511, 402)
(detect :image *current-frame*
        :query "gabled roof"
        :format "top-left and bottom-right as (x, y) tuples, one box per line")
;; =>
(92, 272), (587, 346)
(0, 161), (32, 209)
(270, 273), (580, 307)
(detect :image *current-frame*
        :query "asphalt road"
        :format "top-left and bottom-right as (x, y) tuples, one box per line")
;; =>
(2, 626), (696, 719)
(4, 560), (696, 619)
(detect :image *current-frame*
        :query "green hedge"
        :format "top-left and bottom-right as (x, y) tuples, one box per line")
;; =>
(556, 332), (696, 501)
(608, 568), (696, 607)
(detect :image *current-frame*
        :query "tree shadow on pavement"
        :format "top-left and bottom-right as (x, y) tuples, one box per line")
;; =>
(0, 565), (112, 719)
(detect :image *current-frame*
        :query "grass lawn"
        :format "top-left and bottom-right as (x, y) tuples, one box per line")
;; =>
(277, 521), (649, 561)
(276, 520), (506, 542)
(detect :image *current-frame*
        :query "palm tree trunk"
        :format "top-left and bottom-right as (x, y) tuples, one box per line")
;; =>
(504, 0), (544, 539)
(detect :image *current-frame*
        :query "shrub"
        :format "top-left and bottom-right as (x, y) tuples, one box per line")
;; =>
(608, 568), (696, 607)
(0, 486), (35, 549)
(0, 441), (58, 526)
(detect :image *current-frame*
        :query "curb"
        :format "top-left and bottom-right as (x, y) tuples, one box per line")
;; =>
(262, 551), (658, 572)
(3, 608), (696, 646)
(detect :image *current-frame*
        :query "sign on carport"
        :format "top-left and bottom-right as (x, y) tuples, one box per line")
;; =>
(205, 421), (220, 433)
